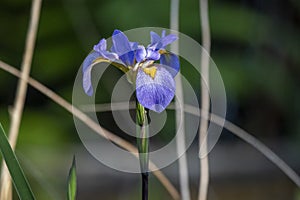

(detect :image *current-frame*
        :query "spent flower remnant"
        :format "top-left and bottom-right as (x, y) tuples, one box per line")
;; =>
(82, 30), (180, 113)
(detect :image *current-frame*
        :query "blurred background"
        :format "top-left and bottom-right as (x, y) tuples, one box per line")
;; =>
(0, 0), (300, 199)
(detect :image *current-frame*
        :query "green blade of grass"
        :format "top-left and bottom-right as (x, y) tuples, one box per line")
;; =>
(0, 123), (35, 200)
(67, 156), (77, 200)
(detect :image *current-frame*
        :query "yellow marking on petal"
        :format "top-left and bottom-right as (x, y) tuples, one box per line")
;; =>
(143, 66), (157, 79)
(159, 49), (167, 54)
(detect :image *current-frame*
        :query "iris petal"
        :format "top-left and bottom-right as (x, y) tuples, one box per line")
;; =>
(111, 29), (135, 66)
(93, 39), (106, 51)
(93, 39), (118, 61)
(82, 65), (93, 96)
(136, 45), (146, 63)
(146, 47), (161, 61)
(150, 31), (161, 45)
(159, 34), (178, 49)
(160, 53), (180, 77)
(119, 51), (135, 66)
(136, 67), (175, 113)
(112, 30), (132, 55)
(82, 51), (100, 72)
(82, 50), (127, 96)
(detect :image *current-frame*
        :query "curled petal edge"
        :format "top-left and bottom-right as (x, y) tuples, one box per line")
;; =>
(82, 56), (128, 96)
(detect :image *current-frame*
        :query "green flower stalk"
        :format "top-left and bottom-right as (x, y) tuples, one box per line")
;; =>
(136, 102), (149, 200)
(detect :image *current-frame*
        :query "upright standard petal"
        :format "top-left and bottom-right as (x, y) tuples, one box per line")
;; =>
(160, 53), (180, 77)
(112, 30), (132, 54)
(158, 34), (178, 49)
(146, 31), (178, 61)
(150, 31), (161, 45)
(136, 67), (175, 113)
(111, 30), (135, 66)
(149, 31), (178, 50)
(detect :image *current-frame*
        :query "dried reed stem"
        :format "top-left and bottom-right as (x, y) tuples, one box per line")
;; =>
(198, 0), (211, 199)
(0, 0), (42, 199)
(170, 0), (191, 199)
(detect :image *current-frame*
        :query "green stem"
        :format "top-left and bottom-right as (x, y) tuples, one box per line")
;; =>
(136, 102), (149, 200)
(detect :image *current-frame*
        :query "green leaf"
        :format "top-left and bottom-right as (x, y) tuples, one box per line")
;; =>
(0, 123), (35, 200)
(67, 156), (77, 200)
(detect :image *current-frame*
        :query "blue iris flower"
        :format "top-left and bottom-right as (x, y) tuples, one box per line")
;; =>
(82, 29), (180, 113)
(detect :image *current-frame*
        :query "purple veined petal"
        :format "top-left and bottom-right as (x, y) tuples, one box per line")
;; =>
(136, 67), (175, 113)
(150, 31), (161, 45)
(119, 51), (135, 66)
(93, 38), (107, 52)
(93, 39), (119, 61)
(111, 30), (135, 66)
(82, 50), (128, 96)
(110, 45), (130, 66)
(82, 51), (101, 73)
(146, 48), (161, 61)
(160, 53), (180, 77)
(150, 31), (178, 50)
(111, 30), (132, 56)
(136, 45), (146, 63)
(82, 57), (126, 96)
(82, 64), (94, 96)
(158, 34), (178, 49)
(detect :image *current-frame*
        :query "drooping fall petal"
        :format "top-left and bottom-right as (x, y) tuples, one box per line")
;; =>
(136, 66), (175, 113)
(160, 52), (180, 77)
(82, 64), (93, 96)
(82, 51), (100, 72)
